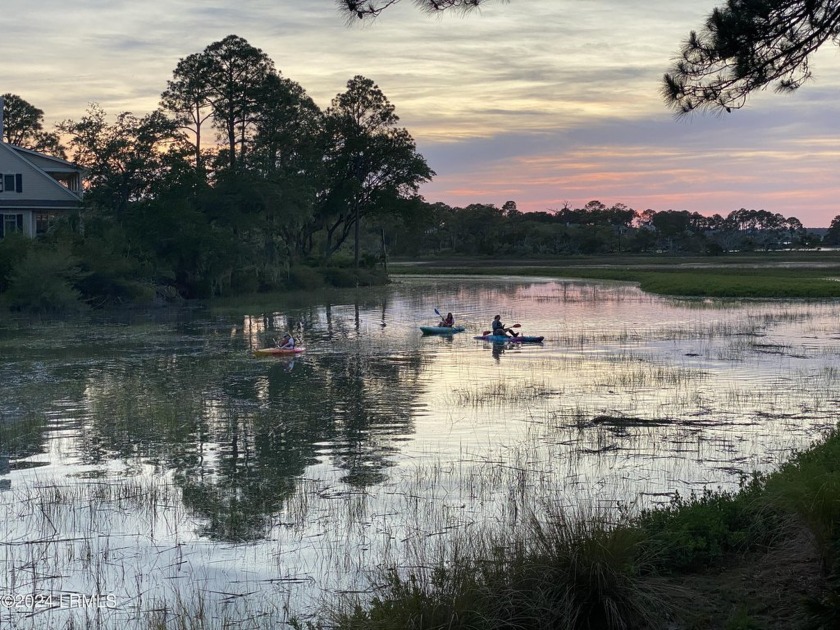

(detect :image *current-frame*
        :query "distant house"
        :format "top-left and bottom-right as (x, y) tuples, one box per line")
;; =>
(0, 99), (84, 239)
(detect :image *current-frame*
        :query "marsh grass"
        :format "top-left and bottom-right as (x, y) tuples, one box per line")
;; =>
(447, 379), (552, 407)
(391, 257), (840, 298)
(329, 428), (840, 630)
(331, 505), (671, 630)
(630, 270), (840, 298)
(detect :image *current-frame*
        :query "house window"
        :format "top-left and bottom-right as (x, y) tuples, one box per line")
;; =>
(1, 173), (22, 193)
(35, 212), (54, 235)
(0, 213), (23, 238)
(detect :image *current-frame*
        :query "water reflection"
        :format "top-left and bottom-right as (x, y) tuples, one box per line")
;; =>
(3, 276), (840, 624)
(0, 455), (8, 491)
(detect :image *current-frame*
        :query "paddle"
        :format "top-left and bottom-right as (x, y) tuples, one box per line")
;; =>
(482, 324), (522, 336)
(436, 307), (456, 328)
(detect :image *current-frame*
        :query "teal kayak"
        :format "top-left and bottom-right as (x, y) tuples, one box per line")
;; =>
(474, 334), (544, 344)
(420, 325), (465, 335)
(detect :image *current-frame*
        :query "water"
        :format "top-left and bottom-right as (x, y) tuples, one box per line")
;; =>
(1, 275), (839, 627)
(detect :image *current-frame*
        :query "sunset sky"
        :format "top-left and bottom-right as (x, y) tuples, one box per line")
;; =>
(5, 0), (840, 226)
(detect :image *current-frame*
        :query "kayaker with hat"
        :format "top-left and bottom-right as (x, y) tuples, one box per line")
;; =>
(491, 315), (518, 337)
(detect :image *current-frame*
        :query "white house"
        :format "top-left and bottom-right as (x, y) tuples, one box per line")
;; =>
(0, 97), (84, 238)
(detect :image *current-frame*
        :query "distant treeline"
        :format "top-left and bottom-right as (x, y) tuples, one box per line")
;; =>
(372, 200), (839, 258)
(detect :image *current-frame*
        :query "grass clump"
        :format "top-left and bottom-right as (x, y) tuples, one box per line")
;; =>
(334, 510), (666, 630)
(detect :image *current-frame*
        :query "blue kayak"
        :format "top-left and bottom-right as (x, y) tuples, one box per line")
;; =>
(474, 334), (544, 344)
(420, 325), (465, 335)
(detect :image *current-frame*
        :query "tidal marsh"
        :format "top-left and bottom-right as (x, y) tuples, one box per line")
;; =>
(1, 276), (840, 627)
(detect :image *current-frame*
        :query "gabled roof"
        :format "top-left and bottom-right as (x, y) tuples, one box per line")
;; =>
(7, 144), (82, 172)
(0, 142), (83, 202)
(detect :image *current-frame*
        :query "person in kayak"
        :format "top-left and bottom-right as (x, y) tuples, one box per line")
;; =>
(276, 333), (296, 349)
(439, 312), (455, 327)
(491, 315), (518, 337)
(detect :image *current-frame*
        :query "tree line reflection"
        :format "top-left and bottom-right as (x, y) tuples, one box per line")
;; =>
(1, 297), (427, 542)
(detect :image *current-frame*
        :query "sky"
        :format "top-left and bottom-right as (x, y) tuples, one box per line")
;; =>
(4, 0), (840, 226)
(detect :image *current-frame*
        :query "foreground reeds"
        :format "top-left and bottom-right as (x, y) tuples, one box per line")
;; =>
(322, 426), (840, 630)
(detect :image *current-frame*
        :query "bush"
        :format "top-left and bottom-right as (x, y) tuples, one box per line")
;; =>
(355, 268), (389, 287)
(0, 233), (33, 292)
(322, 267), (389, 288)
(76, 272), (157, 307)
(635, 478), (780, 573)
(2, 247), (87, 314)
(504, 512), (659, 629)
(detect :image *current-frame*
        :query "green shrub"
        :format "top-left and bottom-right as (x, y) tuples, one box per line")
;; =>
(2, 247), (87, 314)
(0, 233), (33, 292)
(804, 579), (840, 630)
(338, 565), (488, 630)
(320, 267), (389, 288)
(355, 268), (389, 287)
(76, 272), (158, 306)
(635, 478), (780, 573)
(503, 512), (659, 629)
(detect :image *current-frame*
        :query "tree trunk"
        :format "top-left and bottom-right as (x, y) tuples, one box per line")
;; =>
(354, 202), (360, 267)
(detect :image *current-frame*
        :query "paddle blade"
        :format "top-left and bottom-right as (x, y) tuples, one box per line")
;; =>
(435, 308), (441, 317)
(511, 323), (522, 328)
(482, 331), (492, 335)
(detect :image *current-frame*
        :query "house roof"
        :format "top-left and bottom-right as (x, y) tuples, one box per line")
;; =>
(0, 142), (83, 203)
(7, 144), (82, 172)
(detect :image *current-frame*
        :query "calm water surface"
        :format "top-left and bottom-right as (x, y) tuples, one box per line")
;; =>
(2, 275), (839, 627)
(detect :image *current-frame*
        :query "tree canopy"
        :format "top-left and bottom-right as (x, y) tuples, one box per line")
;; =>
(1, 93), (66, 157)
(0, 35), (439, 308)
(663, 0), (840, 114)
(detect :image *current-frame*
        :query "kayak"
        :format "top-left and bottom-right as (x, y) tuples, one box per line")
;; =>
(474, 335), (544, 344)
(254, 347), (305, 357)
(420, 325), (465, 335)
